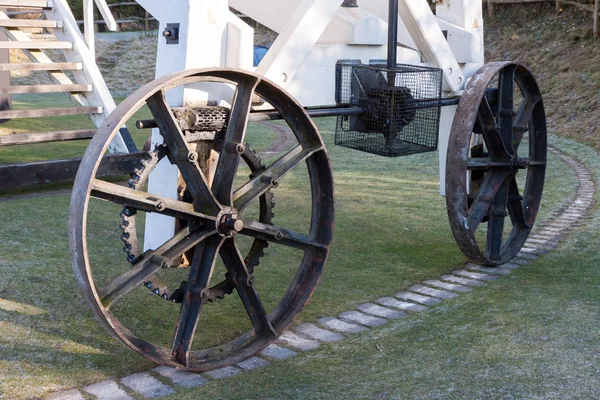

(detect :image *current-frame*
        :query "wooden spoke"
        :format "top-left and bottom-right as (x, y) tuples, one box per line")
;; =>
(467, 170), (512, 233)
(497, 65), (517, 156)
(233, 145), (322, 211)
(91, 179), (217, 223)
(146, 90), (220, 214)
(477, 97), (510, 159)
(507, 177), (529, 229)
(485, 180), (510, 260)
(211, 77), (260, 206)
(171, 235), (225, 366)
(99, 227), (216, 307)
(220, 238), (276, 337)
(512, 96), (540, 150)
(239, 219), (327, 252)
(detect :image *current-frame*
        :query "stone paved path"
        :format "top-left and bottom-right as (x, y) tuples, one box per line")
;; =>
(46, 146), (595, 399)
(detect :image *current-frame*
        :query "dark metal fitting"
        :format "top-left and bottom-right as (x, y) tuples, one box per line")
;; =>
(272, 180), (280, 188)
(121, 207), (136, 217)
(260, 175), (273, 184)
(187, 151), (198, 162)
(246, 275), (255, 287)
(226, 142), (245, 154)
(223, 215), (244, 233)
(155, 200), (165, 212)
(342, 0), (358, 7)
(151, 255), (172, 269)
(275, 231), (283, 241)
(514, 158), (531, 169)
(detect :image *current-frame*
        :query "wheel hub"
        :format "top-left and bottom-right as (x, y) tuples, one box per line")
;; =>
(217, 208), (244, 237)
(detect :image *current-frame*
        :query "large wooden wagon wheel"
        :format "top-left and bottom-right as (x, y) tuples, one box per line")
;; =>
(69, 68), (334, 370)
(446, 62), (547, 266)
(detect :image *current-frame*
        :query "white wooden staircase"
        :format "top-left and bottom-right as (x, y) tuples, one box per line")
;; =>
(0, 0), (133, 153)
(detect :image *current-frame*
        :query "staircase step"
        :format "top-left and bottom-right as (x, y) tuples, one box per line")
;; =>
(0, 62), (82, 71)
(0, 41), (72, 49)
(0, 84), (92, 94)
(0, 18), (62, 28)
(0, 106), (102, 119)
(0, 129), (96, 146)
(0, 0), (53, 9)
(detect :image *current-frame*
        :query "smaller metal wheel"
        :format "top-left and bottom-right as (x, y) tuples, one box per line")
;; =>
(446, 62), (547, 266)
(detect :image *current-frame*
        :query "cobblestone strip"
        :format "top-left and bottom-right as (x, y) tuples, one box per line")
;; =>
(47, 148), (594, 399)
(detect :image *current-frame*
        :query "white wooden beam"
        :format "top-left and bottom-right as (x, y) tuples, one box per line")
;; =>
(94, 0), (117, 32)
(256, 0), (344, 87)
(397, 0), (464, 93)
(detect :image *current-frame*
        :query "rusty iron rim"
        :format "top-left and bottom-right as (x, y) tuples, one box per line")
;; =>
(68, 68), (335, 371)
(446, 62), (547, 266)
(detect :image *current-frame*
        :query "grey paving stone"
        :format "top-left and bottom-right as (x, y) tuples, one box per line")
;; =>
(84, 380), (134, 400)
(356, 303), (405, 319)
(409, 284), (458, 299)
(295, 323), (344, 342)
(121, 373), (175, 398)
(47, 390), (85, 400)
(466, 264), (511, 275)
(260, 343), (298, 360)
(500, 263), (521, 270)
(453, 270), (497, 281)
(277, 330), (320, 351)
(318, 316), (367, 333)
(520, 246), (547, 255)
(423, 279), (472, 293)
(152, 366), (208, 389)
(440, 274), (486, 287)
(511, 257), (529, 265)
(339, 310), (387, 327)
(237, 356), (270, 371)
(205, 366), (242, 380)
(376, 296), (428, 312)
(517, 252), (538, 260)
(395, 291), (442, 305)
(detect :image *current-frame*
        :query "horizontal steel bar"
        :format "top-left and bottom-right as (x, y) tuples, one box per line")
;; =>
(135, 99), (460, 129)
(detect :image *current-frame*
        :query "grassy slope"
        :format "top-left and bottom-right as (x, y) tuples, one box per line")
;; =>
(485, 4), (600, 149)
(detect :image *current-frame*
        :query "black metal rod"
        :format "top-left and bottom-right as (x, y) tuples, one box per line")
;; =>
(135, 100), (461, 129)
(342, 0), (358, 7)
(387, 0), (399, 70)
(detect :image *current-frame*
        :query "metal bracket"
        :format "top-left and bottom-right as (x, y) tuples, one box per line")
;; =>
(163, 23), (180, 44)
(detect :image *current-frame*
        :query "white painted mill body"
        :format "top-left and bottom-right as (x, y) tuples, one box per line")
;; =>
(135, 0), (485, 250)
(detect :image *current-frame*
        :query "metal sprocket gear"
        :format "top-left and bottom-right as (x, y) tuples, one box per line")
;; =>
(120, 143), (274, 303)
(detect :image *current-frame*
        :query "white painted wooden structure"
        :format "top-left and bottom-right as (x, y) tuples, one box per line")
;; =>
(137, 0), (485, 249)
(0, 0), (129, 153)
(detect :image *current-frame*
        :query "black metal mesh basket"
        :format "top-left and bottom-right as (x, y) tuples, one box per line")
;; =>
(335, 60), (443, 157)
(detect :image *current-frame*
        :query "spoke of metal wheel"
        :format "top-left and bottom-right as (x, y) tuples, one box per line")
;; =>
(220, 238), (276, 336)
(239, 219), (327, 251)
(172, 235), (225, 366)
(91, 179), (217, 223)
(467, 170), (512, 233)
(211, 77), (260, 206)
(512, 96), (540, 150)
(233, 145), (322, 211)
(99, 227), (216, 307)
(146, 90), (220, 214)
(507, 177), (529, 229)
(497, 65), (517, 156)
(485, 180), (510, 260)
(477, 97), (510, 159)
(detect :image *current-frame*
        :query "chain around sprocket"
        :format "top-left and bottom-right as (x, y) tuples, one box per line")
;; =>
(120, 143), (274, 303)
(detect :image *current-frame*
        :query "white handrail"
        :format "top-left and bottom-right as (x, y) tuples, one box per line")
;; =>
(82, 0), (117, 56)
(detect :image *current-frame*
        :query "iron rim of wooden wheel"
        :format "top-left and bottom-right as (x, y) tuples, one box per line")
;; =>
(446, 61), (547, 266)
(68, 68), (335, 371)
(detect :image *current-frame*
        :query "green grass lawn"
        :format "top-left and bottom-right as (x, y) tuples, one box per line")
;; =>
(0, 94), (589, 399)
